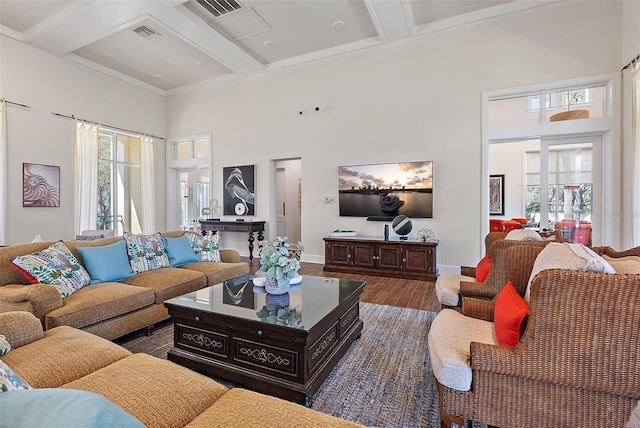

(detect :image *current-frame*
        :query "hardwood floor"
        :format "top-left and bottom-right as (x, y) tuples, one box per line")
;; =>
(242, 258), (441, 313)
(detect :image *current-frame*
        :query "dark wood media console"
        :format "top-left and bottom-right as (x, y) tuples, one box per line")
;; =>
(324, 236), (437, 281)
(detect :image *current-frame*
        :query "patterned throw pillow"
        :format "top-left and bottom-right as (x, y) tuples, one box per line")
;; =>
(10, 241), (91, 298)
(0, 360), (30, 393)
(0, 335), (12, 356)
(186, 233), (221, 262)
(123, 232), (171, 274)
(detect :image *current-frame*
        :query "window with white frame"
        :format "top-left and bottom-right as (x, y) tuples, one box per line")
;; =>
(166, 134), (212, 231)
(98, 129), (142, 234)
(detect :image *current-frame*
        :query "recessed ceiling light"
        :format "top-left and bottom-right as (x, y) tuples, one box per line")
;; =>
(152, 74), (164, 80)
(332, 20), (346, 30)
(263, 40), (276, 48)
(195, 61), (208, 67)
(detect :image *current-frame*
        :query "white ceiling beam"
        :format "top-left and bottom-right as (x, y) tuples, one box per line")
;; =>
(153, 4), (264, 77)
(413, 0), (559, 36)
(364, 0), (411, 44)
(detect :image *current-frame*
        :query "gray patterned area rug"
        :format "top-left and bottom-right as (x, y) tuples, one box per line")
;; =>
(118, 303), (441, 427)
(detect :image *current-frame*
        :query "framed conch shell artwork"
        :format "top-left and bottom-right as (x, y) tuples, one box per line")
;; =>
(23, 163), (60, 207)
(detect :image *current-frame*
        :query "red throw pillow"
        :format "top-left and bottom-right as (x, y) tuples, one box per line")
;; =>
(494, 281), (530, 347)
(475, 255), (491, 282)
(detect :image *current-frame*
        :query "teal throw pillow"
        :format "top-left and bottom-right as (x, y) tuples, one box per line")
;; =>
(0, 388), (145, 427)
(162, 236), (199, 267)
(78, 240), (134, 284)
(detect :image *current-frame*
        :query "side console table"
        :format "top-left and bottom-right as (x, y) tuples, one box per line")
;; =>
(323, 236), (437, 281)
(199, 220), (265, 260)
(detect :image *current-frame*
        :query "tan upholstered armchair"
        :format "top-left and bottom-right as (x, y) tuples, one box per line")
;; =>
(437, 268), (640, 427)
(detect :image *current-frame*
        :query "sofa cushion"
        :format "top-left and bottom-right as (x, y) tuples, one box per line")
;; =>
(0, 336), (11, 356)
(77, 240), (134, 284)
(0, 360), (30, 393)
(475, 255), (491, 282)
(45, 282), (155, 330)
(186, 233), (221, 262)
(179, 261), (250, 286)
(0, 326), (131, 388)
(185, 388), (364, 428)
(163, 236), (199, 267)
(121, 268), (206, 303)
(0, 388), (145, 427)
(124, 232), (171, 274)
(10, 241), (91, 298)
(63, 353), (228, 428)
(435, 274), (474, 307)
(427, 309), (497, 391)
(494, 281), (529, 347)
(603, 254), (640, 274)
(525, 243), (615, 302)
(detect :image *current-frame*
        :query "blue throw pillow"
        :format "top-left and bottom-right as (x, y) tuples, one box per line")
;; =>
(78, 240), (134, 284)
(0, 388), (145, 427)
(163, 236), (199, 267)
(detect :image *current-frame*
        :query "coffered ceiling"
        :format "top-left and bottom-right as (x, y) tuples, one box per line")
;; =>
(0, 0), (553, 95)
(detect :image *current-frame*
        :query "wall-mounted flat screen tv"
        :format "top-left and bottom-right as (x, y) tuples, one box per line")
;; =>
(338, 161), (433, 218)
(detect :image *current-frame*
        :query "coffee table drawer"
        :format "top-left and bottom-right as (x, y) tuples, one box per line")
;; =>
(234, 338), (299, 377)
(175, 323), (229, 358)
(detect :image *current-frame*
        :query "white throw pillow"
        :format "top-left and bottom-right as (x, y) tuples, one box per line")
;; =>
(524, 243), (615, 302)
(505, 229), (543, 241)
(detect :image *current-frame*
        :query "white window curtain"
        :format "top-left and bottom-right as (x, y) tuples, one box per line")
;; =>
(0, 100), (7, 245)
(632, 62), (640, 245)
(140, 134), (156, 234)
(74, 121), (99, 236)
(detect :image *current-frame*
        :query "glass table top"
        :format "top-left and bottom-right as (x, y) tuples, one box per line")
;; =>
(165, 274), (366, 332)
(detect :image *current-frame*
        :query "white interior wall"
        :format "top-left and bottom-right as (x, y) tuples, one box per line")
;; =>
(0, 35), (167, 244)
(167, 1), (623, 270)
(489, 140), (540, 221)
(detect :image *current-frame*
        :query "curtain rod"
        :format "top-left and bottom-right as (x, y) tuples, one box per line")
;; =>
(2, 98), (31, 109)
(621, 54), (639, 71)
(51, 112), (165, 140)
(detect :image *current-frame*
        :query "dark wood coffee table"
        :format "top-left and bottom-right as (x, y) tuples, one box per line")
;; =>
(164, 274), (365, 405)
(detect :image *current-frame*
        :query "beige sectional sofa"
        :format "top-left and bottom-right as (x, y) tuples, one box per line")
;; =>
(0, 231), (249, 340)
(0, 311), (363, 428)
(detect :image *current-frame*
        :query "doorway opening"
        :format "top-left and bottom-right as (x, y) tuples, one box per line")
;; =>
(274, 158), (302, 245)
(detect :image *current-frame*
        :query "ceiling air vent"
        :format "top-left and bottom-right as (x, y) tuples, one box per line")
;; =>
(195, 0), (243, 18)
(132, 25), (162, 38)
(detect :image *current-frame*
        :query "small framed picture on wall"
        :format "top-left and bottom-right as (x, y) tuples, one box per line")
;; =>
(23, 163), (60, 207)
(489, 174), (504, 216)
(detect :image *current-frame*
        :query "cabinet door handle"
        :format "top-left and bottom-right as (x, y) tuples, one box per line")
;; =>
(402, 258), (406, 262)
